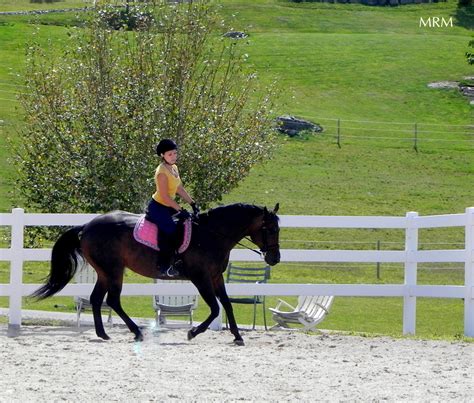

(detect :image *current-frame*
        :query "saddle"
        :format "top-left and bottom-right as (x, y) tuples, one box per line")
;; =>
(133, 215), (192, 254)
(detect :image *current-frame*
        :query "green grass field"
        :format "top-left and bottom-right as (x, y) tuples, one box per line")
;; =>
(0, 0), (92, 12)
(0, 0), (472, 338)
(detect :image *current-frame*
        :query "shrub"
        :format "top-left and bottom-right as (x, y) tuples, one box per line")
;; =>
(18, 1), (276, 214)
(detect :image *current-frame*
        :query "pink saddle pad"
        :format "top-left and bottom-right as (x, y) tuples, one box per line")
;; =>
(133, 215), (192, 254)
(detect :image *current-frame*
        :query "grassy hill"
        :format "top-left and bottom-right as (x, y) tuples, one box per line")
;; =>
(0, 1), (472, 214)
(0, 0), (472, 337)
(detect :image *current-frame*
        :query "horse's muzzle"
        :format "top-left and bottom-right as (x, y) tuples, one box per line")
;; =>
(265, 251), (280, 266)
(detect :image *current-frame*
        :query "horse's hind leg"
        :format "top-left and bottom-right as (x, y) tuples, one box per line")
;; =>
(90, 277), (110, 340)
(106, 272), (143, 342)
(187, 278), (220, 341)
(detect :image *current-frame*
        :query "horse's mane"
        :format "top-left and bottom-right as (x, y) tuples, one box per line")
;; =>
(200, 203), (263, 218)
(199, 203), (263, 223)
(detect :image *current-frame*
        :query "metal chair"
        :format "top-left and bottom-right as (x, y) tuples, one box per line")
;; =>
(225, 263), (271, 330)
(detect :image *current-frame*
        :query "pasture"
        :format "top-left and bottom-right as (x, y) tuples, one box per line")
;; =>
(0, 1), (472, 337)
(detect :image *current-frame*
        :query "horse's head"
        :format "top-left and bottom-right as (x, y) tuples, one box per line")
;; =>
(249, 203), (281, 266)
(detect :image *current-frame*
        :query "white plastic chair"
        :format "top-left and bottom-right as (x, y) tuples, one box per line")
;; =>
(152, 279), (198, 328)
(269, 295), (334, 331)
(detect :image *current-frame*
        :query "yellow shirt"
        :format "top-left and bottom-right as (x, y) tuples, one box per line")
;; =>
(152, 163), (181, 207)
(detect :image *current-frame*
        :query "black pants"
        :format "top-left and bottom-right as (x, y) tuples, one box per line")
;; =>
(146, 199), (177, 271)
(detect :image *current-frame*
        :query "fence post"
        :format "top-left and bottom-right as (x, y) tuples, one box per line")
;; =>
(9, 208), (25, 330)
(413, 123), (418, 153)
(465, 207), (474, 337)
(403, 211), (418, 335)
(336, 119), (341, 148)
(376, 240), (381, 280)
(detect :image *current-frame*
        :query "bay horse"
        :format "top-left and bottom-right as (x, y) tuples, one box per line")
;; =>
(32, 203), (280, 345)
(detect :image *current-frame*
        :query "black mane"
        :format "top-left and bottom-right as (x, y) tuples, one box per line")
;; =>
(206, 203), (262, 216)
(196, 203), (261, 231)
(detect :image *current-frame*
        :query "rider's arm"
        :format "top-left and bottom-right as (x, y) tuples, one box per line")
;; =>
(157, 173), (181, 211)
(176, 184), (194, 206)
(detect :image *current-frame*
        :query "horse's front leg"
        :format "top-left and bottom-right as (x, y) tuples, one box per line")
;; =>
(216, 285), (244, 345)
(187, 277), (220, 341)
(215, 276), (244, 346)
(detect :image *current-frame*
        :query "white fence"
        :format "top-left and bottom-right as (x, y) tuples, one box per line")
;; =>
(1, 207), (473, 336)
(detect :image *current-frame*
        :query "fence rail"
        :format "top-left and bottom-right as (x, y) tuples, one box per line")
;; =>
(1, 207), (473, 336)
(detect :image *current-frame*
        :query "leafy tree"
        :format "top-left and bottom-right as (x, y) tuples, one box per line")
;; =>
(18, 1), (276, 214)
(467, 39), (474, 65)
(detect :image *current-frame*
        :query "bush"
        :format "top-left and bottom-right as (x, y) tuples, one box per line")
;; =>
(467, 39), (474, 65)
(99, 5), (154, 31)
(18, 1), (276, 214)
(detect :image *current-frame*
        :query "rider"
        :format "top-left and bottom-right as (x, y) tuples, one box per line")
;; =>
(146, 139), (199, 277)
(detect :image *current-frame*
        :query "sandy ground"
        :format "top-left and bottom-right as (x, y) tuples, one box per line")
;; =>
(0, 324), (472, 402)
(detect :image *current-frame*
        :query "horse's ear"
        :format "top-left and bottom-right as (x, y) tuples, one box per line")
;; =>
(264, 206), (269, 215)
(272, 203), (279, 214)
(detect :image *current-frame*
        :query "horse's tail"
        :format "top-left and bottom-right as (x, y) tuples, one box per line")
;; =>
(31, 225), (85, 300)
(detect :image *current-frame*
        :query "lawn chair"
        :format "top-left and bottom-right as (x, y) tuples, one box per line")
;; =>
(269, 295), (334, 331)
(152, 279), (198, 328)
(225, 263), (271, 330)
(74, 264), (112, 327)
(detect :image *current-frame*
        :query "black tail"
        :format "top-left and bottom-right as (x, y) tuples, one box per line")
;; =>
(31, 225), (85, 299)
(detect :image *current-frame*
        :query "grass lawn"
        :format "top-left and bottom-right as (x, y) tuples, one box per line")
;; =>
(0, 0), (92, 12)
(0, 1), (472, 337)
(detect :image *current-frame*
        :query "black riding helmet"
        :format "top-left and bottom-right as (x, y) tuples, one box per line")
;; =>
(156, 139), (178, 156)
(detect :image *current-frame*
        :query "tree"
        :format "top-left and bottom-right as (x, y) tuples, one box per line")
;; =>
(467, 39), (474, 65)
(18, 1), (276, 214)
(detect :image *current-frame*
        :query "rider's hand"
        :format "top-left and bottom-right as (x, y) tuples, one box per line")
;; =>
(191, 202), (200, 216)
(175, 209), (192, 220)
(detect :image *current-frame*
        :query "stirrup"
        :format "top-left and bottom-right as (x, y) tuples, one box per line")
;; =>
(166, 266), (180, 277)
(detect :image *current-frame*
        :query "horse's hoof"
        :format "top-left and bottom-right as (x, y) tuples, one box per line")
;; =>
(187, 327), (196, 341)
(234, 339), (245, 346)
(98, 333), (110, 341)
(134, 332), (144, 342)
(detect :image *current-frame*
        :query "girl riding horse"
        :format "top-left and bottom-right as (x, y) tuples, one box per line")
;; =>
(146, 139), (199, 277)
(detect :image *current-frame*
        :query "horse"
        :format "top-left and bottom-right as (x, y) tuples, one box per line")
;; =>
(32, 203), (281, 345)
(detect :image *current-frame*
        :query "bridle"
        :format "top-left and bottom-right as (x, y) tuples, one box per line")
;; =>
(242, 214), (280, 258)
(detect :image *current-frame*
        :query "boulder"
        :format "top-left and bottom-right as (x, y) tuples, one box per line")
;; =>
(427, 81), (459, 89)
(275, 115), (323, 137)
(223, 31), (248, 39)
(459, 84), (474, 99)
(428, 80), (474, 104)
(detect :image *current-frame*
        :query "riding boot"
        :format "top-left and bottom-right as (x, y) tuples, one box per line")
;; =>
(158, 232), (180, 277)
